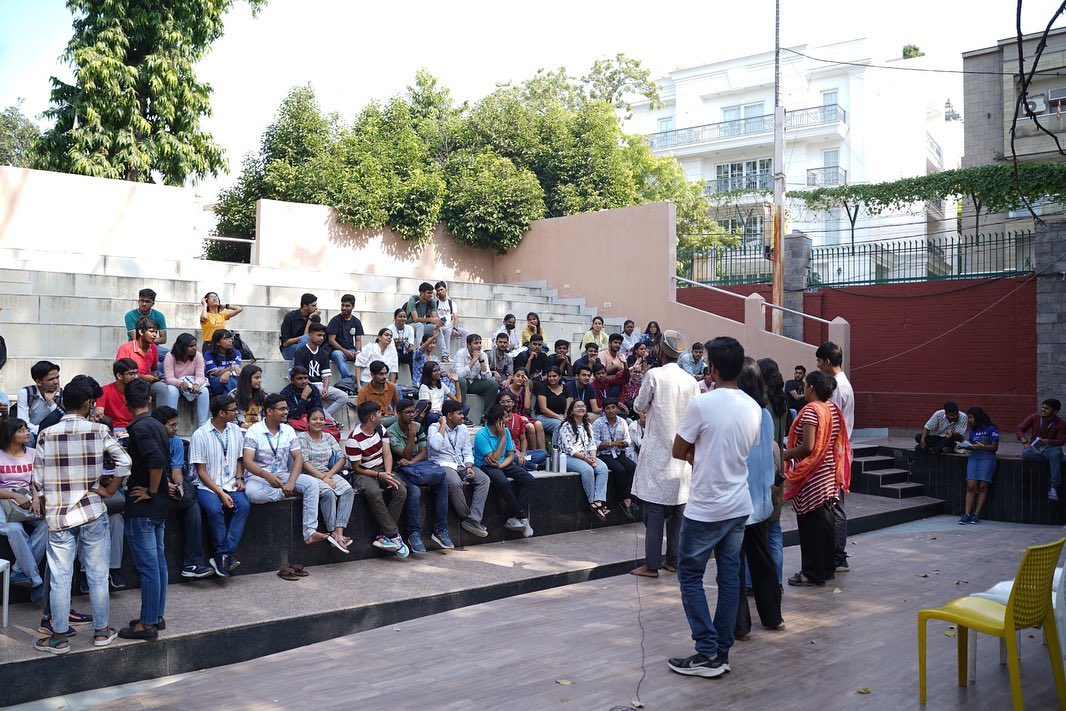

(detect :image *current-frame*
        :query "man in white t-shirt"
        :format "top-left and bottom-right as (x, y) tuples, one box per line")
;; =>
(668, 336), (761, 680)
(434, 281), (469, 360)
(816, 341), (853, 573)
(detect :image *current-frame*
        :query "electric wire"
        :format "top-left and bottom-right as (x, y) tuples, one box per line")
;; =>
(783, 47), (1066, 76)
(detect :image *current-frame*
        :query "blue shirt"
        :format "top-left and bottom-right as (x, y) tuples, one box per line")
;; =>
(124, 308), (167, 338)
(473, 427), (514, 468)
(168, 434), (195, 485)
(744, 408), (775, 525)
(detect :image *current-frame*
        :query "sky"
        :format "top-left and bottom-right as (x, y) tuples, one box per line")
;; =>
(1, 0), (1064, 200)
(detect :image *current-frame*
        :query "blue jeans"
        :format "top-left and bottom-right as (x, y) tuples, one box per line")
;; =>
(126, 516), (167, 625)
(537, 416), (562, 442)
(1022, 445), (1063, 487)
(768, 519), (783, 585)
(47, 514), (111, 634)
(0, 504), (47, 586)
(523, 448), (548, 471)
(568, 455), (609, 503)
(398, 460), (449, 534)
(678, 515), (746, 658)
(280, 335), (309, 362)
(330, 349), (355, 381)
(197, 487), (250, 557)
(161, 384), (210, 426)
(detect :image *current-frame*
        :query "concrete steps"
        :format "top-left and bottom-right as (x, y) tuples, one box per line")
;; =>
(850, 444), (927, 499)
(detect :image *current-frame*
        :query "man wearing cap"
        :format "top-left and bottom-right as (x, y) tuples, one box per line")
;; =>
(629, 329), (700, 578)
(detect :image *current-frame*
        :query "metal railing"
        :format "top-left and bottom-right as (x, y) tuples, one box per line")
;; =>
(704, 171), (774, 195)
(678, 243), (773, 285)
(806, 166), (847, 187)
(647, 104), (846, 150)
(202, 235), (254, 264)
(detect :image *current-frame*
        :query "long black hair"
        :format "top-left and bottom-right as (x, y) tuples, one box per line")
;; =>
(737, 357), (768, 408)
(234, 364), (264, 410)
(209, 328), (236, 357)
(758, 357), (788, 417)
(967, 406), (994, 430)
(0, 418), (29, 452)
(172, 333), (198, 363)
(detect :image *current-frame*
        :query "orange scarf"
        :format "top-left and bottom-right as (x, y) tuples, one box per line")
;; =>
(783, 400), (852, 500)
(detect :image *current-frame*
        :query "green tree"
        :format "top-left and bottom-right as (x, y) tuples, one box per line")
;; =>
(582, 53), (663, 118)
(902, 44), (925, 59)
(0, 101), (41, 168)
(443, 150), (544, 253)
(36, 0), (264, 185)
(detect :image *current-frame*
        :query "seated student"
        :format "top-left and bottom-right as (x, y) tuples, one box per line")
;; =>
(387, 399), (453, 553)
(677, 341), (706, 378)
(428, 400), (492, 538)
(405, 282), (441, 349)
(355, 329), (399, 386)
(618, 366), (645, 414)
(419, 361), (467, 426)
(598, 334), (627, 377)
(565, 365), (601, 420)
(784, 365), (807, 413)
(498, 391), (547, 470)
(626, 341), (653, 377)
(593, 398), (638, 519)
(412, 332), (436, 388)
(389, 308), (417, 381)
(474, 405), (535, 537)
(573, 342), (600, 375)
(116, 316), (170, 406)
(0, 417), (47, 600)
(495, 313), (522, 354)
(434, 281), (470, 360)
(488, 332), (515, 386)
(327, 293), (364, 382)
(96, 358), (141, 439)
(580, 316), (609, 350)
(292, 323), (346, 417)
(199, 292), (243, 346)
(280, 367), (324, 427)
(698, 367), (714, 394)
(536, 367), (572, 442)
(151, 406), (212, 579)
(279, 293), (321, 361)
(592, 362), (629, 410)
(203, 329), (243, 397)
(298, 407), (354, 554)
(620, 319), (639, 358)
(124, 287), (169, 370)
(559, 400), (611, 521)
(515, 334), (552, 381)
(639, 320), (662, 349)
(161, 333), (209, 426)
(1016, 398), (1066, 501)
(230, 364), (266, 429)
(17, 360), (62, 446)
(344, 401), (409, 557)
(503, 369), (538, 421)
(626, 410), (647, 462)
(915, 402), (968, 454)
(242, 394), (329, 553)
(357, 361), (400, 428)
(551, 339), (574, 379)
(454, 334), (500, 416)
(521, 312), (545, 349)
(190, 394), (250, 577)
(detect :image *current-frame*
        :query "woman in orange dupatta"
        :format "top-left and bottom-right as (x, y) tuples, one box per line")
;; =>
(782, 371), (851, 587)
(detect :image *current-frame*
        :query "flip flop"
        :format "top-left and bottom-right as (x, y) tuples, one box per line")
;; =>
(787, 573), (824, 587)
(590, 503), (607, 522)
(277, 567), (299, 581)
(289, 564), (309, 577)
(327, 535), (350, 554)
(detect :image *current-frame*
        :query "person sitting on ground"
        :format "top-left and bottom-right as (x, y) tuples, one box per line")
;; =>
(598, 334), (627, 378)
(496, 313), (522, 353)
(515, 334), (552, 380)
(1016, 398), (1066, 501)
(454, 333), (500, 417)
(161, 333), (209, 427)
(199, 292), (243, 346)
(915, 402), (968, 454)
(521, 312), (545, 349)
(357, 361), (400, 428)
(784, 365), (807, 413)
(389, 308), (417, 381)
(230, 364), (265, 429)
(488, 331), (516, 386)
(116, 317), (170, 406)
(124, 287), (168, 368)
(345, 401), (410, 557)
(18, 360), (62, 446)
(565, 365), (601, 420)
(388, 399), (454, 553)
(298, 407), (354, 554)
(428, 400), (492, 538)
(189, 394), (249, 578)
(326, 293), (364, 383)
(474, 405), (535, 537)
(405, 282), (441, 348)
(281, 366), (324, 427)
(498, 391), (547, 471)
(958, 406), (999, 524)
(580, 316), (609, 350)
(293, 323), (346, 417)
(242, 393), (329, 558)
(203, 328), (243, 397)
(419, 361), (467, 427)
(279, 292), (320, 361)
(536, 367), (572, 444)
(573, 342), (600, 375)
(594, 398), (638, 518)
(434, 281), (469, 361)
(0, 417), (47, 601)
(620, 319), (639, 358)
(561, 399), (611, 521)
(151, 405), (212, 579)
(354, 329), (398, 386)
(640, 320), (663, 349)
(550, 339), (574, 379)
(678, 341), (706, 379)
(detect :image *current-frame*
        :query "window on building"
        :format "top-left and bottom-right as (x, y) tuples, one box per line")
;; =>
(822, 89), (838, 107)
(824, 208), (843, 245)
(722, 102), (766, 135)
(720, 215), (765, 245)
(715, 158), (772, 192)
(658, 116), (675, 132)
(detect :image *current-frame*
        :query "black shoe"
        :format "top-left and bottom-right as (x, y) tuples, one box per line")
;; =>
(128, 617), (166, 631)
(209, 555), (230, 578)
(119, 624), (160, 640)
(667, 653), (730, 678)
(227, 555), (241, 571)
(77, 573), (89, 595)
(109, 570), (126, 590)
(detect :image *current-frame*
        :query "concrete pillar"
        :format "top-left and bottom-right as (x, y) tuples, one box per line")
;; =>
(828, 317), (851, 375)
(1036, 218), (1066, 400)
(783, 230), (812, 341)
(744, 292), (766, 334)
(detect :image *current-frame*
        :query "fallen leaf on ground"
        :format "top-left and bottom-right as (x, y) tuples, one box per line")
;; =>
(856, 687), (872, 694)
(918, 573), (929, 578)
(631, 701), (645, 708)
(955, 579), (969, 585)
(810, 640), (818, 645)
(556, 680), (572, 686)
(833, 588), (843, 594)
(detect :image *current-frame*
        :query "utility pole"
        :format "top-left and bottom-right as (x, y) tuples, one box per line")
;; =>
(771, 0), (785, 335)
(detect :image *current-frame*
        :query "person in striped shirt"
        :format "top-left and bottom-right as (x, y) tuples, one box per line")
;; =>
(345, 401), (409, 558)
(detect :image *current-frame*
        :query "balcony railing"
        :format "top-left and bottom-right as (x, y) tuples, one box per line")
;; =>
(646, 104), (847, 150)
(704, 171), (774, 195)
(927, 132), (943, 164)
(806, 166), (847, 187)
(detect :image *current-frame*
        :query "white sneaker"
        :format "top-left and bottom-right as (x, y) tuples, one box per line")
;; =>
(521, 517), (534, 538)
(505, 517), (526, 531)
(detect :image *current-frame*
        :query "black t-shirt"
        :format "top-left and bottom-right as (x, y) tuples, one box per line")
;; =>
(516, 350), (552, 378)
(327, 314), (364, 351)
(292, 345), (332, 383)
(785, 378), (806, 411)
(537, 382), (570, 417)
(279, 309), (321, 349)
(125, 412), (172, 521)
(280, 383), (323, 420)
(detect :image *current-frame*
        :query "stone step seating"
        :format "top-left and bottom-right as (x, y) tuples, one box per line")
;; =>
(850, 445), (925, 499)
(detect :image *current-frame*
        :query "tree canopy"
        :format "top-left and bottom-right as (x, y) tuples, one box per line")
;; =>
(0, 102), (41, 168)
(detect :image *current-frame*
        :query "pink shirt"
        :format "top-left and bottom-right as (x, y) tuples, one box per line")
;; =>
(0, 447), (35, 489)
(164, 351), (207, 387)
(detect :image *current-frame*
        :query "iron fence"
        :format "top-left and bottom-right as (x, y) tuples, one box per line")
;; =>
(647, 104), (846, 150)
(678, 243), (772, 285)
(704, 171), (774, 195)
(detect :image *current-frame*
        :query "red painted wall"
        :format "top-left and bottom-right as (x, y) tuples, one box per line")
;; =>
(677, 277), (1037, 431)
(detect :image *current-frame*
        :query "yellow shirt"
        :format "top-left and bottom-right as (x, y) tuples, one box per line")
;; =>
(521, 326), (545, 346)
(201, 311), (229, 343)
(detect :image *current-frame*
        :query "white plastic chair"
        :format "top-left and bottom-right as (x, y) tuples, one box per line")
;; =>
(0, 558), (9, 628)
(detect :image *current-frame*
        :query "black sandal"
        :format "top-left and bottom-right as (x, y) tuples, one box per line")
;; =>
(590, 502), (607, 522)
(787, 572), (824, 587)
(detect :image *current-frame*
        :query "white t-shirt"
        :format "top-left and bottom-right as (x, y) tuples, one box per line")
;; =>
(436, 298), (455, 326)
(832, 371), (855, 437)
(676, 388), (761, 523)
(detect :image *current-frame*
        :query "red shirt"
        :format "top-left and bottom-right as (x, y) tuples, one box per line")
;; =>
(505, 413), (528, 450)
(116, 340), (159, 376)
(97, 382), (132, 429)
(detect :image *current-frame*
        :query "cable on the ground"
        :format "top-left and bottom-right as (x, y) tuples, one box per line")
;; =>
(608, 516), (648, 711)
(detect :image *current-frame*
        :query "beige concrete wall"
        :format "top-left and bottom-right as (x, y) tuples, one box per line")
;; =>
(255, 199), (495, 284)
(0, 166), (203, 259)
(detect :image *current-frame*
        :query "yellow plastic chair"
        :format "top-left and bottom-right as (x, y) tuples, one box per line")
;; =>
(918, 537), (1066, 709)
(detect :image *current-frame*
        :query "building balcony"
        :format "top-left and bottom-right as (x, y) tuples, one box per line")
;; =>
(704, 171), (774, 195)
(927, 132), (943, 169)
(806, 166), (847, 187)
(646, 104), (847, 154)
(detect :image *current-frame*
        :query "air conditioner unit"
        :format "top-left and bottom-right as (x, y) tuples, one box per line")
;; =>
(1047, 87), (1066, 102)
(1026, 95), (1048, 114)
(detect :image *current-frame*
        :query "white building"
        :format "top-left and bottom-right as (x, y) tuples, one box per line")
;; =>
(626, 38), (964, 283)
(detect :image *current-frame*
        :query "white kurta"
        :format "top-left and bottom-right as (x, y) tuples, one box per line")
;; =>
(631, 362), (700, 505)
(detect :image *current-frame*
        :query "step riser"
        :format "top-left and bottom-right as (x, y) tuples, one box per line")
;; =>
(880, 483), (925, 499)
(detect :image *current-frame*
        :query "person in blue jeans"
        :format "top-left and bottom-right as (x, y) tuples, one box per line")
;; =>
(1016, 398), (1066, 501)
(120, 380), (171, 641)
(387, 400), (454, 553)
(959, 406), (999, 524)
(669, 335), (762, 679)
